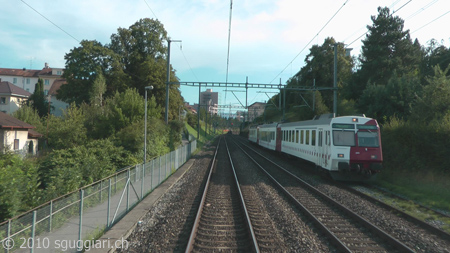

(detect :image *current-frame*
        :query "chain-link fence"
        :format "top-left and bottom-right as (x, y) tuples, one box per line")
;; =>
(0, 139), (197, 253)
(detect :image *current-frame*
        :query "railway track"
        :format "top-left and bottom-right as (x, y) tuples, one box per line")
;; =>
(343, 183), (450, 241)
(231, 137), (414, 252)
(185, 137), (260, 252)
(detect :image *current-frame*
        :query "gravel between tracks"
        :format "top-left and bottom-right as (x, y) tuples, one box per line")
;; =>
(118, 142), (216, 252)
(118, 136), (450, 252)
(243, 136), (450, 253)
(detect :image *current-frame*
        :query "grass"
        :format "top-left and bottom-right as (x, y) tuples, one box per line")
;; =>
(185, 122), (218, 153)
(376, 169), (450, 213)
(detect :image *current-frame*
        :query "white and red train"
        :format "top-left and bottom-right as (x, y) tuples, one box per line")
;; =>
(248, 114), (383, 181)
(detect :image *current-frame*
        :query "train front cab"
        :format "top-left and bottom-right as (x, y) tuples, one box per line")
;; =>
(330, 118), (383, 181)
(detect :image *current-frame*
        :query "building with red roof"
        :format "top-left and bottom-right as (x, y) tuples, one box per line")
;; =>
(0, 63), (64, 95)
(0, 112), (42, 155)
(0, 81), (32, 114)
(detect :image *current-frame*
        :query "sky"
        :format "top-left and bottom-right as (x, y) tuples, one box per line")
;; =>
(1, 0), (450, 115)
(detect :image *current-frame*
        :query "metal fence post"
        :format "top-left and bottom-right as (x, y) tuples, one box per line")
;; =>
(107, 179), (111, 228)
(114, 174), (117, 193)
(159, 156), (161, 185)
(6, 219), (11, 253)
(151, 159), (154, 191)
(100, 180), (103, 202)
(49, 200), (53, 232)
(126, 169), (130, 212)
(30, 211), (36, 253)
(78, 190), (84, 251)
(165, 154), (168, 179)
(141, 163), (144, 200)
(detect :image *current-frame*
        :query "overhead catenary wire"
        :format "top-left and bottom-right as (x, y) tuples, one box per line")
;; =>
(142, 0), (200, 84)
(224, 0), (233, 109)
(142, 0), (160, 21)
(412, 10), (450, 34)
(270, 0), (350, 84)
(20, 0), (80, 43)
(346, 0), (413, 47)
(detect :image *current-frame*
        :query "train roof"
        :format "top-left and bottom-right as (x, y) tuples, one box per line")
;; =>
(258, 122), (279, 129)
(279, 114), (373, 128)
(255, 114), (375, 129)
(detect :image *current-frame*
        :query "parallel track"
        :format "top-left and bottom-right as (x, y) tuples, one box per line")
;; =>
(233, 137), (414, 252)
(343, 183), (450, 241)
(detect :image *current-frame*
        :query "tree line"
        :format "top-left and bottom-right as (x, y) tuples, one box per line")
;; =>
(261, 7), (450, 177)
(0, 18), (188, 222)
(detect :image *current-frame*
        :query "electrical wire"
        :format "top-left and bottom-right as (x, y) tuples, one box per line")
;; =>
(412, 10), (450, 34)
(224, 0), (233, 109)
(270, 0), (350, 84)
(20, 0), (80, 43)
(142, 0), (159, 21)
(179, 46), (200, 82)
(346, 0), (413, 47)
(142, 0), (200, 85)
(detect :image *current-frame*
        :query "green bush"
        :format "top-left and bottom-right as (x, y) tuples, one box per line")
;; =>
(0, 153), (41, 221)
(39, 139), (137, 199)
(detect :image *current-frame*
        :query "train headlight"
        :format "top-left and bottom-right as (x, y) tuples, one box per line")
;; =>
(338, 154), (344, 158)
(371, 155), (377, 159)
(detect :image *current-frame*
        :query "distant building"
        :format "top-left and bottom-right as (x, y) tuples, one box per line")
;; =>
(0, 81), (31, 114)
(184, 102), (197, 114)
(0, 63), (68, 116)
(48, 79), (69, 117)
(0, 63), (64, 95)
(200, 89), (218, 115)
(0, 112), (42, 156)
(248, 102), (267, 122)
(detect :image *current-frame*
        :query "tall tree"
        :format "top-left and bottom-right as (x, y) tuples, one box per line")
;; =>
(348, 7), (422, 100)
(58, 40), (129, 105)
(288, 37), (353, 111)
(27, 78), (49, 117)
(421, 39), (450, 80)
(109, 18), (184, 120)
(90, 70), (107, 107)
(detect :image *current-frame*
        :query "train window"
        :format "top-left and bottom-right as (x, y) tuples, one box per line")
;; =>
(305, 130), (310, 145)
(332, 123), (354, 129)
(291, 130), (294, 142)
(333, 130), (355, 146)
(296, 130), (299, 143)
(311, 130), (316, 146)
(318, 130), (323, 147)
(357, 131), (379, 147)
(326, 131), (330, 146)
(300, 130), (304, 144)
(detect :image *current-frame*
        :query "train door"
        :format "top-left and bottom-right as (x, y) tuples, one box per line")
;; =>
(276, 125), (282, 151)
(317, 128), (324, 167)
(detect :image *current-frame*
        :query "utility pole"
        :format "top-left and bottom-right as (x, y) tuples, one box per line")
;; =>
(333, 43), (338, 116)
(197, 83), (201, 140)
(165, 39), (181, 124)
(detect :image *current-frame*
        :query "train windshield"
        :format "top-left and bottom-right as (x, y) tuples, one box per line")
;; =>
(357, 131), (379, 147)
(333, 130), (355, 146)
